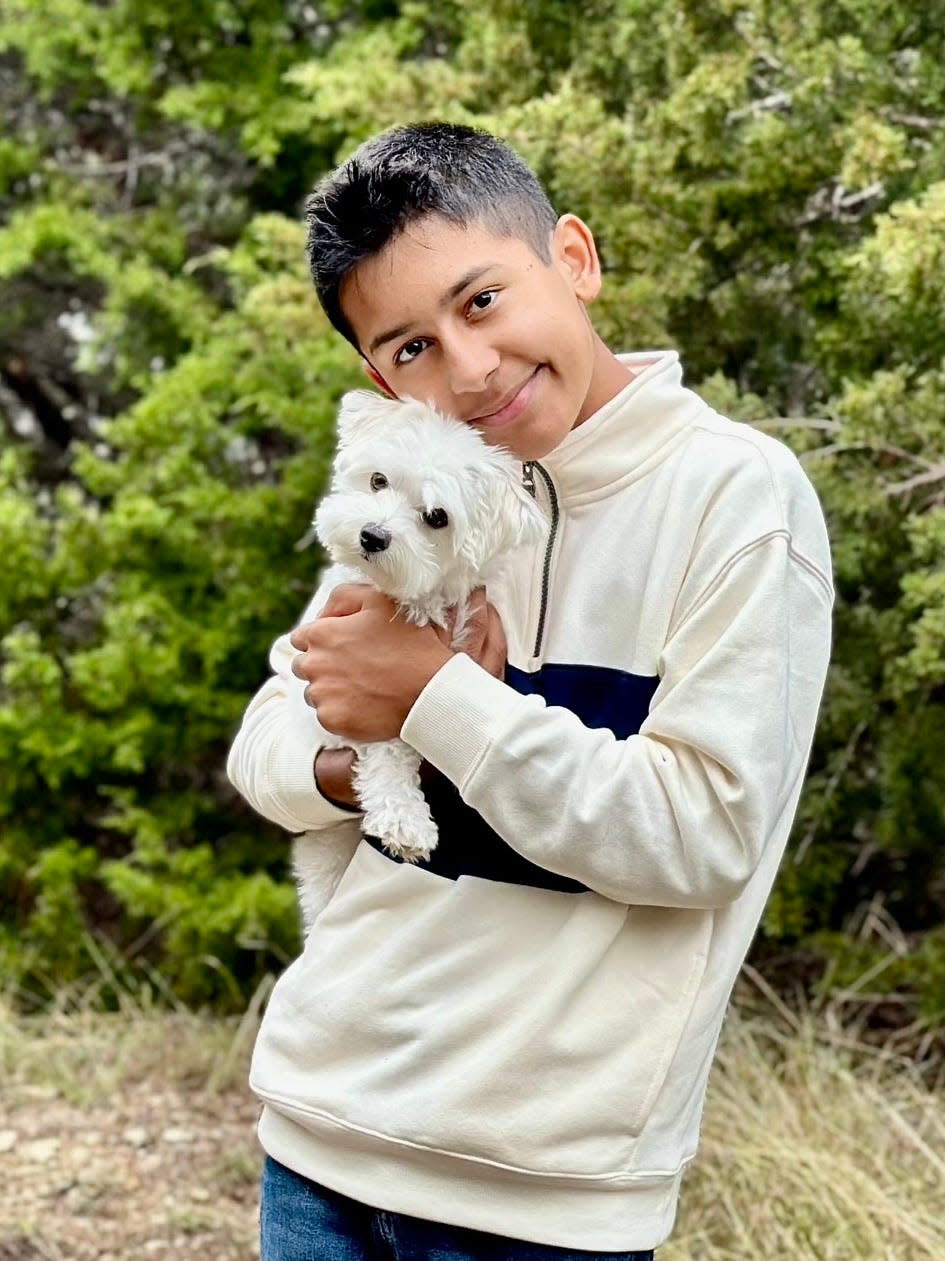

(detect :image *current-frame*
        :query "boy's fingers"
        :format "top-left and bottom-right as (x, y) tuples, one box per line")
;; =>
(289, 584), (374, 650)
(463, 587), (488, 644)
(436, 587), (488, 649)
(289, 625), (311, 651)
(457, 597), (506, 678)
(481, 603), (508, 677)
(319, 583), (374, 618)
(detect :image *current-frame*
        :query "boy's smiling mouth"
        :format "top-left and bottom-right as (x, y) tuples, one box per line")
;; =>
(468, 367), (542, 428)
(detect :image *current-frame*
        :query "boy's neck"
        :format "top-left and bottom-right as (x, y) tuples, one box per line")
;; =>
(574, 335), (640, 428)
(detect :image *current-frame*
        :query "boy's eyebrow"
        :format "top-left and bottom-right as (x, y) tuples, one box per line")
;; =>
(367, 263), (498, 356)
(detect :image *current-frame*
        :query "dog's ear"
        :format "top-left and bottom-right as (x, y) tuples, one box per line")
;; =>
(495, 464), (547, 552)
(461, 457), (546, 569)
(336, 389), (401, 447)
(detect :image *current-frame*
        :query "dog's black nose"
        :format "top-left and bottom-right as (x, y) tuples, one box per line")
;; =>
(359, 524), (391, 553)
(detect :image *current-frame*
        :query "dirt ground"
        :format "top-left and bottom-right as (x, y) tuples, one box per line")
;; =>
(0, 1015), (263, 1261)
(1, 1084), (261, 1260)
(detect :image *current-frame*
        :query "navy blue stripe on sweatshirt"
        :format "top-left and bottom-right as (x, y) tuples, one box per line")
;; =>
(364, 661), (660, 892)
(503, 662), (659, 740)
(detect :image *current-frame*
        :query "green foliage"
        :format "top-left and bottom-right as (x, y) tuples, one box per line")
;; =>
(0, 205), (361, 1008)
(1, 0), (944, 1016)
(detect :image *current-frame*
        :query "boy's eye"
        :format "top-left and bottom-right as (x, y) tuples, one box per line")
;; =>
(370, 472), (388, 491)
(394, 338), (428, 366)
(421, 507), (449, 529)
(469, 290), (497, 313)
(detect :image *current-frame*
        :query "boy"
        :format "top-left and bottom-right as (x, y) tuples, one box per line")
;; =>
(227, 122), (833, 1260)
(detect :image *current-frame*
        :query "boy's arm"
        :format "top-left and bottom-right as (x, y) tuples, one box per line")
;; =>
(227, 582), (503, 831)
(401, 533), (833, 910)
(226, 580), (364, 833)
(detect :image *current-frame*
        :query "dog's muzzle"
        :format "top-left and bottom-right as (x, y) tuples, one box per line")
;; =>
(360, 524), (392, 554)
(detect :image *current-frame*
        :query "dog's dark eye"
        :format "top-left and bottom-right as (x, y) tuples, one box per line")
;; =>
(370, 472), (388, 491)
(422, 507), (449, 529)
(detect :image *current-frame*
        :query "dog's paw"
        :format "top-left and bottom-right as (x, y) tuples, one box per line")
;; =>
(364, 809), (438, 864)
(386, 837), (434, 864)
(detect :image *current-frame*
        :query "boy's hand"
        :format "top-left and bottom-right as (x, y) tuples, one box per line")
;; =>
(290, 585), (506, 742)
(439, 587), (507, 679)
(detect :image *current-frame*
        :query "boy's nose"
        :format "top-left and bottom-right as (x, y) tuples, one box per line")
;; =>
(443, 334), (500, 397)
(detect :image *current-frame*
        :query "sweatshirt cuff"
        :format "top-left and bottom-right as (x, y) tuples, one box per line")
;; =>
(275, 734), (362, 830)
(400, 653), (528, 790)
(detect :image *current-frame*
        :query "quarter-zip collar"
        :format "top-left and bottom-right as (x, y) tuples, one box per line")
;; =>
(539, 350), (707, 504)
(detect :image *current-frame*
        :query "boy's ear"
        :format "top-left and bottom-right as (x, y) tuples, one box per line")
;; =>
(361, 360), (397, 398)
(552, 214), (601, 304)
(336, 389), (400, 445)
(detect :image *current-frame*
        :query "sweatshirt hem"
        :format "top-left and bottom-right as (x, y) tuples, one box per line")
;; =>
(257, 1105), (683, 1252)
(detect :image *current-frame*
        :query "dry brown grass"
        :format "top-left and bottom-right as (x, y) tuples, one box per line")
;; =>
(1, 966), (943, 1260)
(666, 968), (945, 1260)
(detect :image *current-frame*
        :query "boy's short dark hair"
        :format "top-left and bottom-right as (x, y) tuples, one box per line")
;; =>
(304, 122), (558, 350)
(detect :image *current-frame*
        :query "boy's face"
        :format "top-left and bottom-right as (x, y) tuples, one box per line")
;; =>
(339, 214), (610, 461)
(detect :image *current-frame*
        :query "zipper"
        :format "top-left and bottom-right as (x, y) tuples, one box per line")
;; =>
(522, 461), (559, 658)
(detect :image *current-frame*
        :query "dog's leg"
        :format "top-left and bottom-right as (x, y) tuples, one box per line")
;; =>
(354, 739), (438, 863)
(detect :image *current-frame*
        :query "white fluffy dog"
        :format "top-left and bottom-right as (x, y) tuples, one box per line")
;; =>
(291, 389), (545, 928)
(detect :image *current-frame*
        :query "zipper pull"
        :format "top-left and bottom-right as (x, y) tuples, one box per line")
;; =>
(522, 461), (536, 496)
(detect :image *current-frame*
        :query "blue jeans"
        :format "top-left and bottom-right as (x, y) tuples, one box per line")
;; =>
(260, 1156), (656, 1260)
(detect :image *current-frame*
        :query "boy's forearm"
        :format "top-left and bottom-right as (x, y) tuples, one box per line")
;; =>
(313, 748), (437, 810)
(226, 578), (370, 832)
(314, 747), (360, 811)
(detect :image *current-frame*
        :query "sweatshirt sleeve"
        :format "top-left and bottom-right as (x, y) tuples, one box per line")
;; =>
(400, 532), (833, 908)
(226, 579), (363, 834)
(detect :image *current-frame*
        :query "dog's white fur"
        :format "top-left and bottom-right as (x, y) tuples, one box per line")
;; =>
(291, 389), (545, 930)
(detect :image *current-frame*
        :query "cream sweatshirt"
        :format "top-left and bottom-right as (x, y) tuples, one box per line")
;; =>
(227, 350), (833, 1251)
